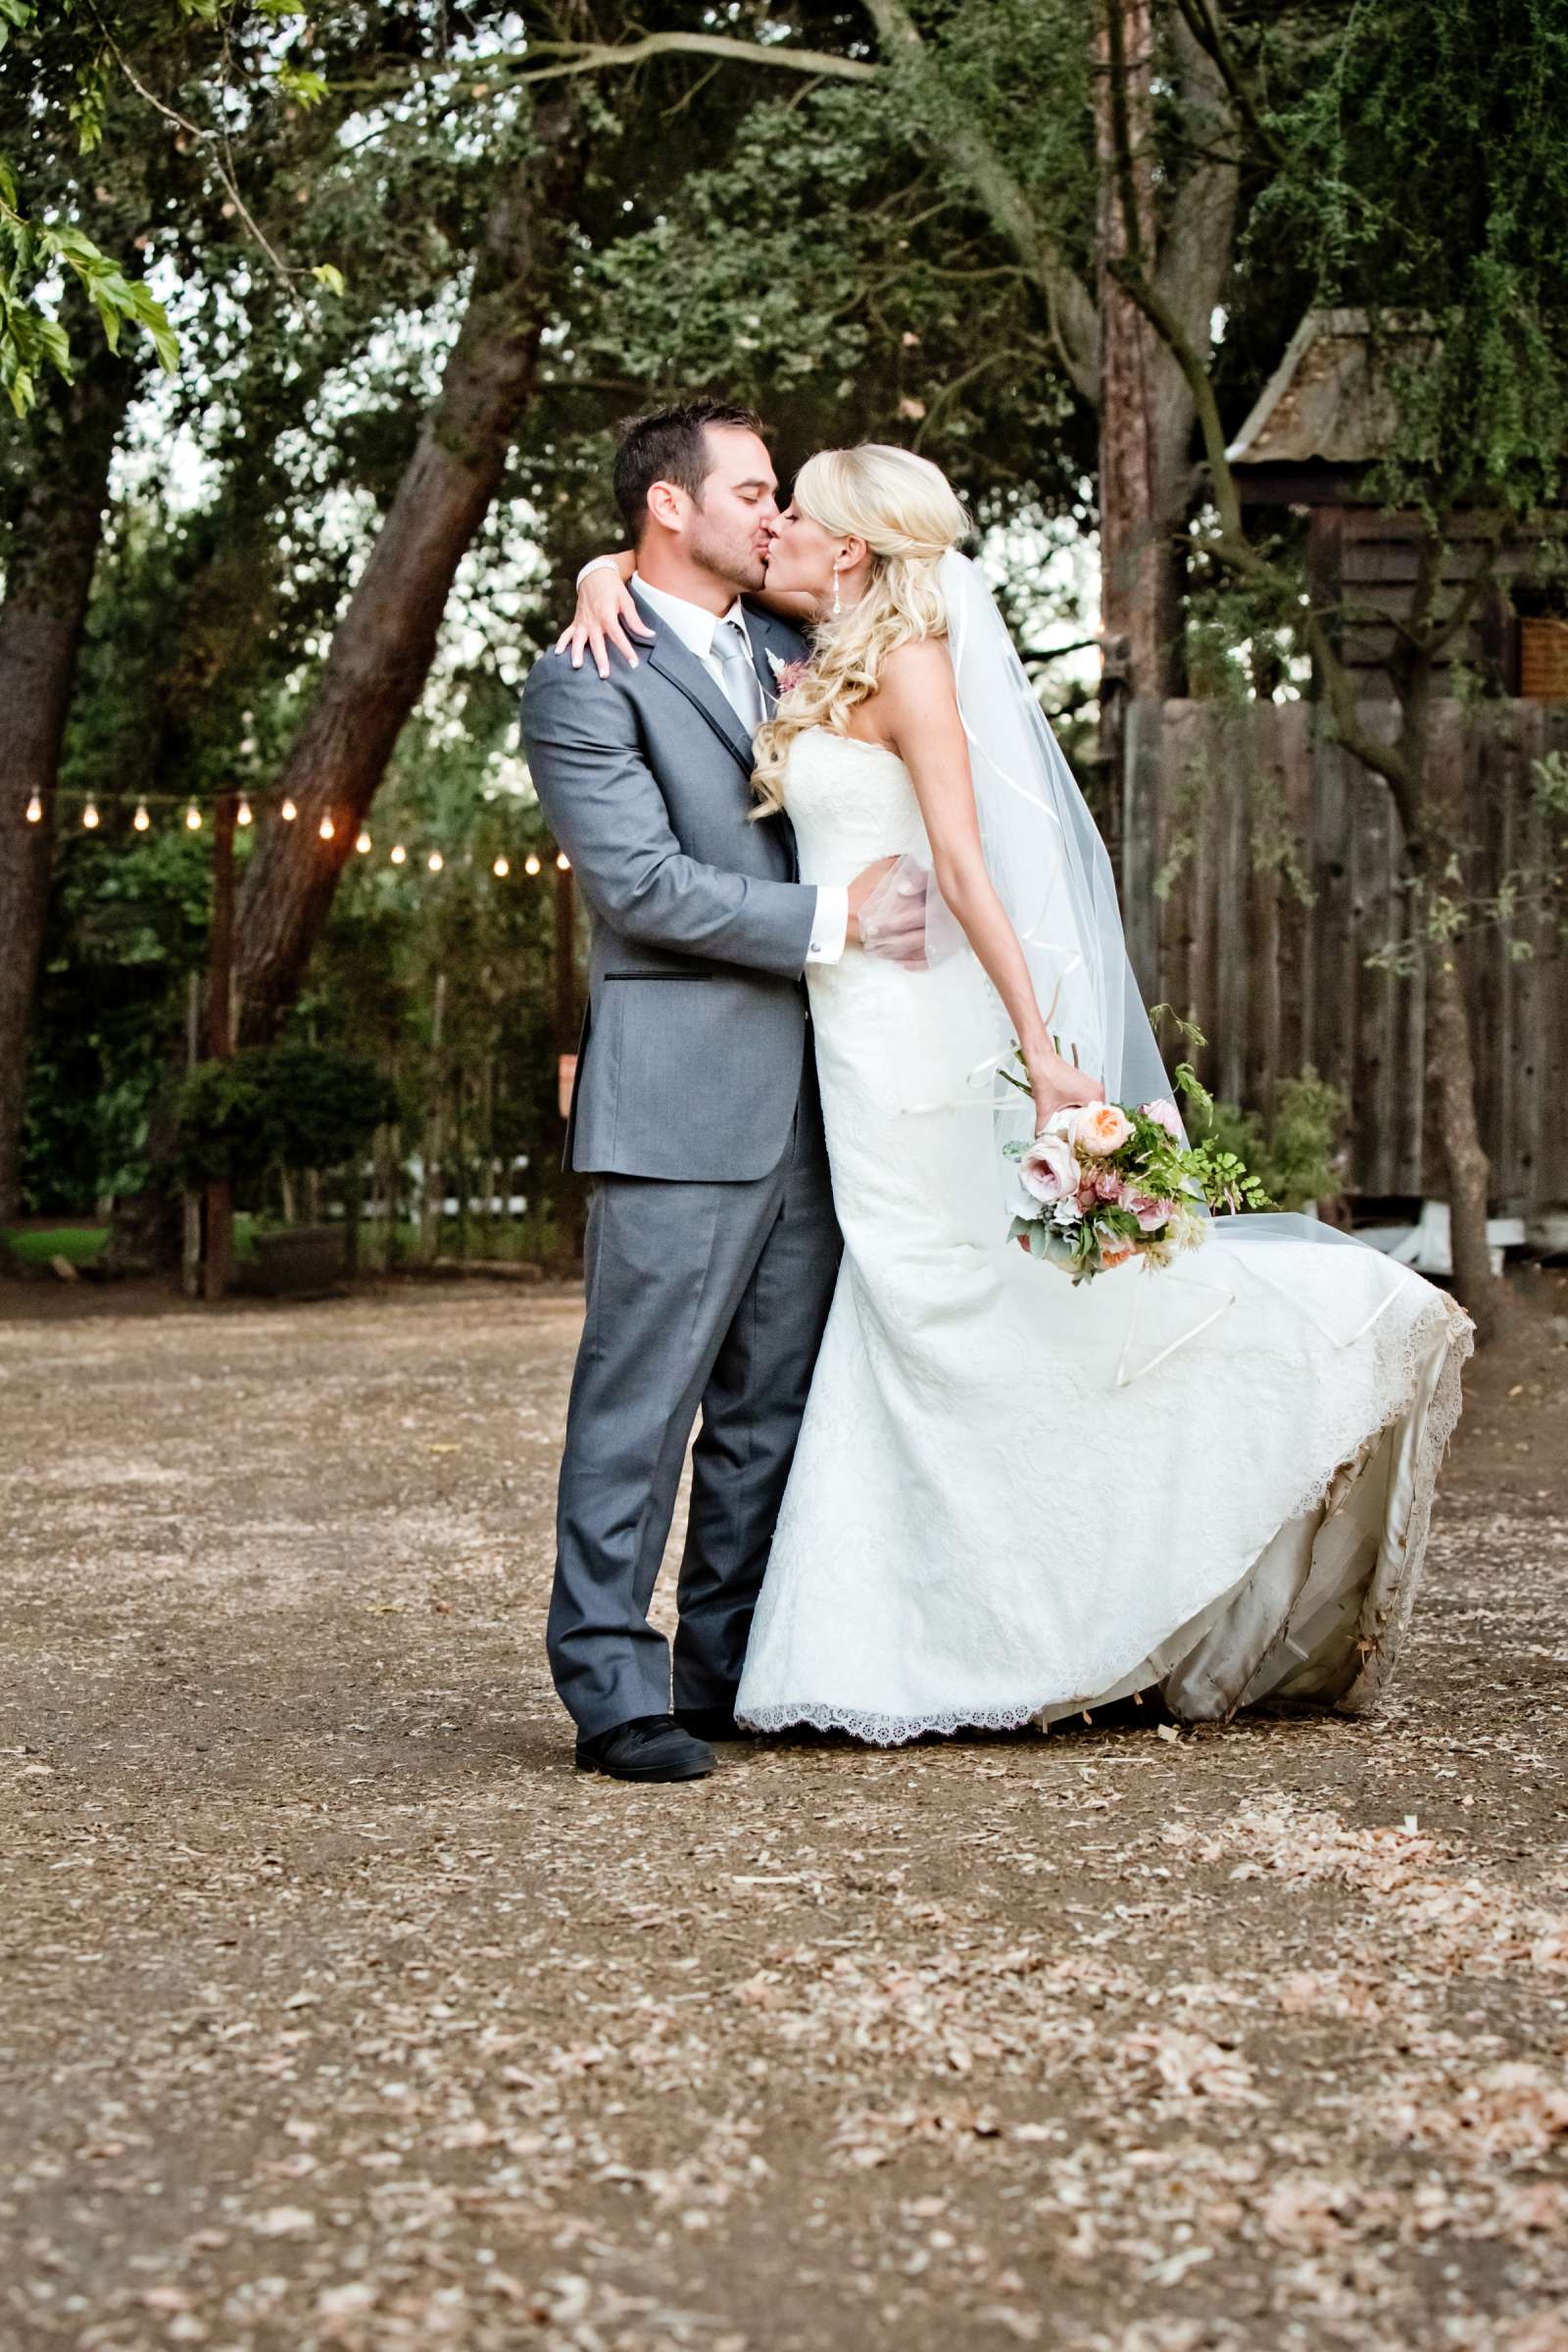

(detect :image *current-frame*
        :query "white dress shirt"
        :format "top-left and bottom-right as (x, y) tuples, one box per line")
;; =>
(630, 572), (848, 964)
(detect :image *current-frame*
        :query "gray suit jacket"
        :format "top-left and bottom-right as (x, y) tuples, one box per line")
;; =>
(521, 592), (819, 1182)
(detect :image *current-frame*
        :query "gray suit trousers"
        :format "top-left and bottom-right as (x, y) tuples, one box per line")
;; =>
(548, 1056), (842, 1736)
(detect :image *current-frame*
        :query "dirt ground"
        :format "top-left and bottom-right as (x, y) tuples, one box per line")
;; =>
(3, 1265), (1566, 2352)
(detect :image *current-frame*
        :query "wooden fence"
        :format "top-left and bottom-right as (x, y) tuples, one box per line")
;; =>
(1120, 697), (1568, 1212)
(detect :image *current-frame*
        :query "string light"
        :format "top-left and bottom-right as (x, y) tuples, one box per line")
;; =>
(34, 786), (559, 886)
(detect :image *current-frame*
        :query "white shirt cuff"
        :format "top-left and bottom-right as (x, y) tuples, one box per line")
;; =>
(574, 554), (623, 588)
(806, 886), (849, 964)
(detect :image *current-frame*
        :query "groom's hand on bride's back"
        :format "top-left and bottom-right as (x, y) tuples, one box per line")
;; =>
(850, 855), (928, 967)
(557, 564), (655, 680)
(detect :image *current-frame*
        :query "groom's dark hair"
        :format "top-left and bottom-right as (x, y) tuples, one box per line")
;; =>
(613, 398), (767, 542)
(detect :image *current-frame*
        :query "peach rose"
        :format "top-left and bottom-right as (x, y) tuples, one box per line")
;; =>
(1073, 1102), (1133, 1157)
(1098, 1235), (1139, 1268)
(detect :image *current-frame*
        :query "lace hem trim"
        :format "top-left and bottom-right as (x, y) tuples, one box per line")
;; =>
(737, 1298), (1475, 1748)
(736, 1696), (1064, 1745)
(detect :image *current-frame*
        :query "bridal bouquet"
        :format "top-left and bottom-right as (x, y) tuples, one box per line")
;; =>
(1005, 1084), (1268, 1285)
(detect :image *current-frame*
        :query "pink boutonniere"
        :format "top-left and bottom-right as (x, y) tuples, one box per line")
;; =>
(766, 650), (810, 697)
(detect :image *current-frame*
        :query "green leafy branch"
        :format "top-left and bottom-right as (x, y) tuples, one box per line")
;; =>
(0, 0), (341, 408)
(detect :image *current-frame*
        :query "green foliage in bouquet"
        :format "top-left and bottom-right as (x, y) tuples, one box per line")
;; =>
(1002, 1043), (1272, 1285)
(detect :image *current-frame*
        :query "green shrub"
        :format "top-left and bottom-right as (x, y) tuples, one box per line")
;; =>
(172, 1044), (400, 1194)
(1203, 1068), (1348, 1212)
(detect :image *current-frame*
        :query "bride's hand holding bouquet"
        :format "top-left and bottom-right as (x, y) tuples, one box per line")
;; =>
(1004, 1051), (1270, 1285)
(1024, 1038), (1104, 1128)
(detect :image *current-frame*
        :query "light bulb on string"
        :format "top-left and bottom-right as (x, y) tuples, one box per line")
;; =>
(133, 802), (150, 831)
(427, 850), (444, 873)
(25, 793), (43, 823)
(318, 813), (335, 841)
(237, 796), (253, 826)
(556, 851), (570, 871)
(82, 800), (101, 830)
(524, 852), (541, 876)
(185, 802), (202, 830)
(492, 855), (510, 878)
(281, 796), (298, 821)
(356, 828), (372, 855)
(390, 843), (407, 866)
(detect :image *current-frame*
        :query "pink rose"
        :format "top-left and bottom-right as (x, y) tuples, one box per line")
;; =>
(1073, 1102), (1134, 1157)
(1126, 1191), (1177, 1233)
(1019, 1129), (1080, 1205)
(1142, 1098), (1183, 1142)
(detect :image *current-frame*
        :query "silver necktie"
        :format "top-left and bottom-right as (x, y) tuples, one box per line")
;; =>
(712, 617), (765, 735)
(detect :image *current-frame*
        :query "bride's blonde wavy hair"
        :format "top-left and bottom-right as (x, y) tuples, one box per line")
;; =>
(751, 443), (969, 817)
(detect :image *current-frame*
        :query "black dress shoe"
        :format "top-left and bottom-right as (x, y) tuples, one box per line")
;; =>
(673, 1703), (753, 1742)
(573, 1714), (715, 1782)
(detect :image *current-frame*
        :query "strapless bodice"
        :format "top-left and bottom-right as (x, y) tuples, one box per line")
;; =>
(781, 727), (931, 883)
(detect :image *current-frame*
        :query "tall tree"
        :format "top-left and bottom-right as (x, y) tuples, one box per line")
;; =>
(488, 0), (1242, 707)
(1102, 0), (1568, 1337)
(0, 319), (137, 1218)
(234, 95), (589, 1039)
(0, 2), (483, 1212)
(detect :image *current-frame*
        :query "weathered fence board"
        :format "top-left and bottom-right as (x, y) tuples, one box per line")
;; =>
(1121, 698), (1568, 1211)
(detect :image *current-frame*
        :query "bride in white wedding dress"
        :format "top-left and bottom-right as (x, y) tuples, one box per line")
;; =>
(576, 442), (1472, 1743)
(739, 445), (1469, 1741)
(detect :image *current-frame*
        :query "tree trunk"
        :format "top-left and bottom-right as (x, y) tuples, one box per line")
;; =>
(1404, 699), (1507, 1341)
(1425, 937), (1499, 1339)
(1095, 0), (1170, 719)
(202, 789), (238, 1302)
(235, 107), (586, 1043)
(421, 971), (447, 1267)
(1093, 0), (1235, 873)
(0, 343), (134, 1219)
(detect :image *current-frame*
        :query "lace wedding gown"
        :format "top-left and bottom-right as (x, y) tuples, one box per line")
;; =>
(735, 729), (1473, 1742)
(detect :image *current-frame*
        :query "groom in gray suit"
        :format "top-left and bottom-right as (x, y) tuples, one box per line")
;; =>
(521, 400), (914, 1782)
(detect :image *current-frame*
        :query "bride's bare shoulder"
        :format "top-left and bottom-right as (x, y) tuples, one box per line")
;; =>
(880, 634), (956, 683)
(875, 635), (960, 724)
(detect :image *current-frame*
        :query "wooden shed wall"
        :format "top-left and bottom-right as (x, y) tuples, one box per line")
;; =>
(1121, 697), (1568, 1211)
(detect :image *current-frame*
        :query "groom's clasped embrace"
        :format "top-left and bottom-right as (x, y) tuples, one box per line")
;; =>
(520, 397), (1472, 1786)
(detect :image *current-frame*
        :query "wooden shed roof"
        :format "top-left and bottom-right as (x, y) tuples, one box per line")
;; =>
(1226, 309), (1436, 466)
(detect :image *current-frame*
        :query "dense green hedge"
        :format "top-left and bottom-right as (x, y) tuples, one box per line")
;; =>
(172, 1044), (400, 1192)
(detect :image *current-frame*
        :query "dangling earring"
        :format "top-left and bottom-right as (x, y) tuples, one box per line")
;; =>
(831, 564), (842, 618)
